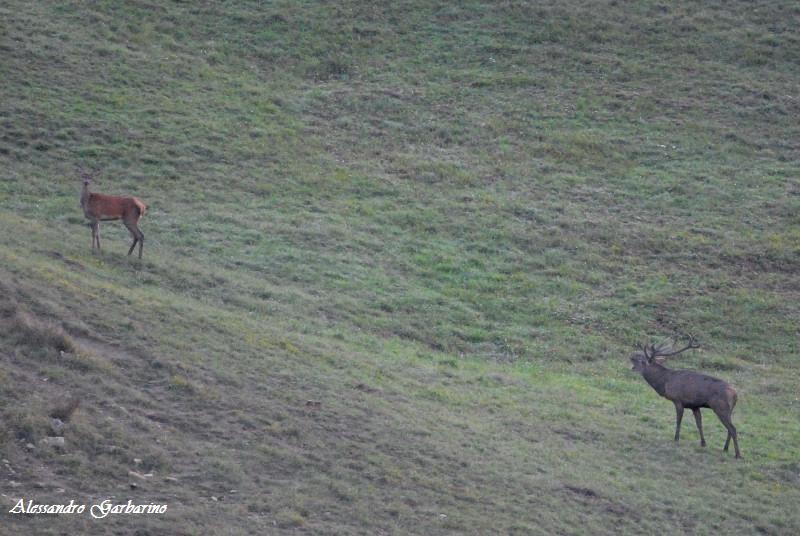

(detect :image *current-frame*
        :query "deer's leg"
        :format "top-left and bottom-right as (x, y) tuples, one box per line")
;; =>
(125, 224), (137, 256)
(725, 420), (741, 459)
(715, 409), (741, 459)
(673, 402), (684, 443)
(124, 220), (144, 258)
(724, 431), (731, 452)
(691, 408), (706, 447)
(126, 235), (138, 256)
(89, 220), (99, 251)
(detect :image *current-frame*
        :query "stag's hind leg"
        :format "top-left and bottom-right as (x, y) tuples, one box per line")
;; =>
(691, 408), (706, 447)
(124, 220), (144, 259)
(714, 408), (741, 459)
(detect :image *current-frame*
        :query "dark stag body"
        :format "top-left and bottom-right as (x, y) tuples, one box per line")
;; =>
(630, 337), (741, 458)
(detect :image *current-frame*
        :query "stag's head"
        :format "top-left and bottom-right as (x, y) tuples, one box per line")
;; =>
(629, 349), (650, 373)
(630, 336), (700, 373)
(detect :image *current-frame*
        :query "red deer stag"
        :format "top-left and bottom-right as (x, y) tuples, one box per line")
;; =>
(630, 336), (741, 458)
(80, 173), (147, 259)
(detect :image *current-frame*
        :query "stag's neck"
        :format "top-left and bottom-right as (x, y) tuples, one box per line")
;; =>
(641, 363), (673, 398)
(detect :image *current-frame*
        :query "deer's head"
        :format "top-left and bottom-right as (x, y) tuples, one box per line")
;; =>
(629, 349), (650, 373)
(80, 170), (95, 187)
(630, 336), (700, 373)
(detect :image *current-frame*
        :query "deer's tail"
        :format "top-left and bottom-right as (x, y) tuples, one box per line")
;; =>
(728, 386), (738, 414)
(134, 198), (147, 219)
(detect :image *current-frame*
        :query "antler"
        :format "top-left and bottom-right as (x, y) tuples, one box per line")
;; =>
(651, 335), (700, 360)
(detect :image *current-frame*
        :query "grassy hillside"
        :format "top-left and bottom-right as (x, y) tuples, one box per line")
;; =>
(1, 1), (799, 534)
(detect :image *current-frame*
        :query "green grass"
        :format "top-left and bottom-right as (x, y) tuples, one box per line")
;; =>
(1, 0), (799, 534)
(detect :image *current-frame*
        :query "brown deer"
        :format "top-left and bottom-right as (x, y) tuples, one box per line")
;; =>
(80, 173), (147, 259)
(630, 336), (741, 458)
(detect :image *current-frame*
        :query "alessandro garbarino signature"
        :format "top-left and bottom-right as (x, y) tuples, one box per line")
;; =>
(9, 498), (168, 518)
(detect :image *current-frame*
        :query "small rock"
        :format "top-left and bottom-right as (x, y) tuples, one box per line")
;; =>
(1, 459), (9, 464)
(9, 481), (20, 488)
(305, 400), (322, 407)
(56, 488), (65, 494)
(50, 418), (65, 434)
(128, 470), (149, 480)
(164, 476), (179, 483)
(211, 496), (218, 502)
(34, 482), (46, 489)
(133, 458), (142, 465)
(41, 436), (65, 448)
(25, 443), (36, 450)
(129, 482), (138, 490)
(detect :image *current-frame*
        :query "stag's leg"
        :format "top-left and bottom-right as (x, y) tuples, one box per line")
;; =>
(725, 420), (741, 459)
(673, 402), (684, 442)
(724, 432), (732, 452)
(692, 408), (706, 447)
(714, 409), (741, 459)
(728, 426), (740, 458)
